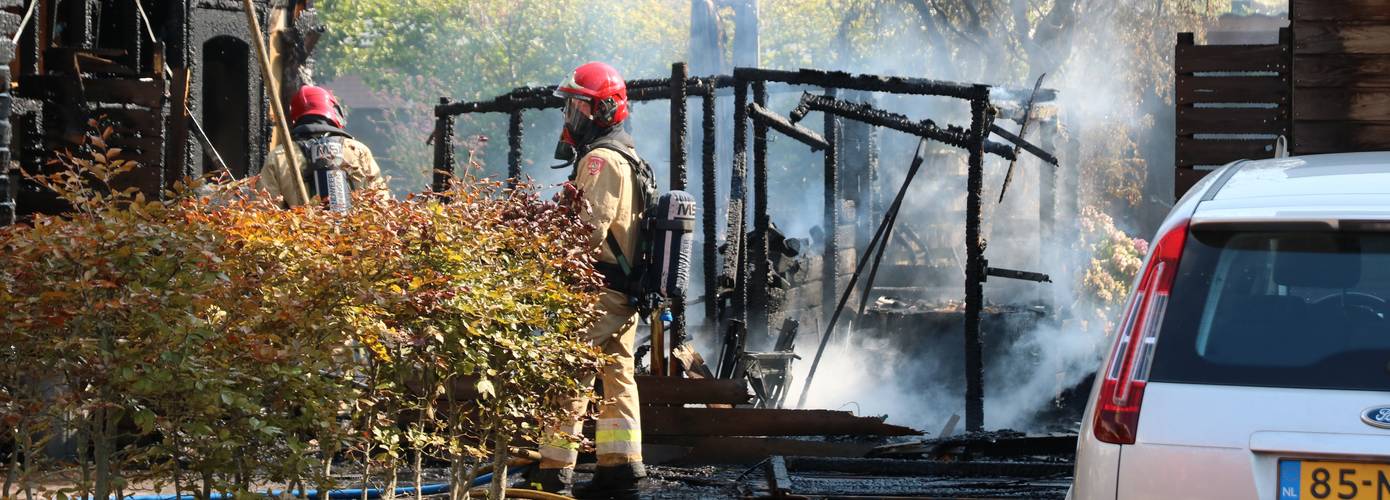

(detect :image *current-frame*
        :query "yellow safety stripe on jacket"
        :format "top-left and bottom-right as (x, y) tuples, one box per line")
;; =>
(595, 428), (641, 444)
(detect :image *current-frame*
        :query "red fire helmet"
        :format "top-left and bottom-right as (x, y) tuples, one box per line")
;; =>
(555, 62), (629, 128)
(289, 85), (345, 128)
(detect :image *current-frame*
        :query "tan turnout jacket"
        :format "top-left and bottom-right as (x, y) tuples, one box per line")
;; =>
(258, 137), (389, 208)
(571, 145), (643, 272)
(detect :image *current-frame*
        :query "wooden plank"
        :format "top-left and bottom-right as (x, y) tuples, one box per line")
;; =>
(1295, 23), (1390, 55)
(1175, 44), (1287, 73)
(641, 407), (923, 437)
(1294, 54), (1390, 88)
(165, 69), (190, 185)
(1175, 168), (1212, 200)
(636, 376), (752, 405)
(82, 78), (165, 108)
(644, 436), (879, 465)
(1292, 0), (1390, 22)
(1293, 121), (1390, 153)
(1293, 88), (1390, 121)
(1176, 75), (1289, 104)
(1176, 107), (1289, 135)
(1176, 137), (1279, 166)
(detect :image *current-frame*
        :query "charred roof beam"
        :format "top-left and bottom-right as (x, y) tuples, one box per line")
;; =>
(988, 123), (1059, 166)
(786, 92), (1016, 161)
(734, 67), (993, 101)
(748, 102), (828, 151)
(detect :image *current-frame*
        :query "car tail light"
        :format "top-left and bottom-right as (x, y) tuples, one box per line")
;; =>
(1094, 220), (1189, 445)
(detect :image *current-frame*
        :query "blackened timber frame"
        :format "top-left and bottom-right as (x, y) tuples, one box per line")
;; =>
(728, 67), (1050, 433)
(430, 65), (1061, 433)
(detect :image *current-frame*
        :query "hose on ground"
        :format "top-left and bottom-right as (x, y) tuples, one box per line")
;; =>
(466, 486), (572, 500)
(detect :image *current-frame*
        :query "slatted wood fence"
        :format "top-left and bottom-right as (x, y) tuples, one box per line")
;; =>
(1173, 29), (1292, 199)
(1291, 0), (1390, 154)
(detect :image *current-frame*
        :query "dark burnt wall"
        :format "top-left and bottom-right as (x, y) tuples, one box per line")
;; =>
(0, 0), (272, 220)
(186, 0), (269, 180)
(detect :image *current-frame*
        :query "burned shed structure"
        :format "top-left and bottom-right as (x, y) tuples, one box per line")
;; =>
(432, 65), (1066, 434)
(0, 0), (320, 222)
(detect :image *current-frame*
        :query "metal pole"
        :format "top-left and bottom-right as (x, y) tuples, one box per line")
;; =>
(240, 0), (304, 201)
(964, 93), (995, 432)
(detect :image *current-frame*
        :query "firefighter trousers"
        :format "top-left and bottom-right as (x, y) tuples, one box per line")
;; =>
(540, 289), (642, 469)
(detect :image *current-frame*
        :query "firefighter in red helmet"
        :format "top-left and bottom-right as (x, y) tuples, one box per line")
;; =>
(259, 85), (389, 208)
(531, 61), (651, 499)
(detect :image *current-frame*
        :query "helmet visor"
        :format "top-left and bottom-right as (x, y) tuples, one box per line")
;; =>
(562, 96), (595, 138)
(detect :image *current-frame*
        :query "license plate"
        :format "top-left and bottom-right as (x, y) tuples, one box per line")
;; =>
(1280, 460), (1390, 499)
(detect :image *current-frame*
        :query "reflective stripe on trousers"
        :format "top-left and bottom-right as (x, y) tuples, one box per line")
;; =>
(539, 289), (642, 469)
(596, 418), (642, 457)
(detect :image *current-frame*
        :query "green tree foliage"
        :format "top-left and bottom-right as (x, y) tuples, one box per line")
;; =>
(0, 125), (605, 498)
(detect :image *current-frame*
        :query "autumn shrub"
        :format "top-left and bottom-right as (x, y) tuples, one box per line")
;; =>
(1075, 205), (1149, 332)
(0, 126), (604, 499)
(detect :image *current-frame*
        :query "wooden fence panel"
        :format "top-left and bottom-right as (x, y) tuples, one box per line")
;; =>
(1293, 121), (1390, 153)
(1176, 75), (1291, 104)
(1296, 23), (1390, 55)
(1293, 88), (1390, 121)
(1293, 0), (1390, 22)
(1175, 168), (1213, 200)
(1177, 107), (1289, 135)
(1175, 44), (1289, 73)
(1294, 54), (1390, 88)
(1176, 137), (1280, 167)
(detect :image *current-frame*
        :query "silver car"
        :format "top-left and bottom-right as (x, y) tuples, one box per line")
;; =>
(1070, 153), (1390, 500)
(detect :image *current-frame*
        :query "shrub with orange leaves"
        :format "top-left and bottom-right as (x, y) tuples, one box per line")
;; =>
(0, 125), (605, 499)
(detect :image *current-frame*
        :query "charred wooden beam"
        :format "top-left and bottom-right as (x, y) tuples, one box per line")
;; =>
(719, 79), (750, 379)
(436, 77), (737, 117)
(984, 266), (1051, 283)
(506, 109), (523, 181)
(669, 63), (690, 351)
(988, 123), (1059, 166)
(637, 376), (752, 405)
(748, 102), (829, 150)
(0, 38), (12, 225)
(701, 81), (719, 330)
(781, 457), (1073, 479)
(734, 67), (992, 101)
(431, 97), (455, 191)
(822, 89), (841, 331)
(787, 92), (1015, 161)
(964, 98), (995, 432)
(641, 407), (922, 437)
(646, 436), (879, 465)
(749, 80), (771, 355)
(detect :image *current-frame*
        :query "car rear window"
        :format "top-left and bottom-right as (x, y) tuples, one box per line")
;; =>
(1149, 229), (1390, 391)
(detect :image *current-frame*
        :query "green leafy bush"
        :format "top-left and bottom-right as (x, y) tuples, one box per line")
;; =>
(0, 126), (605, 499)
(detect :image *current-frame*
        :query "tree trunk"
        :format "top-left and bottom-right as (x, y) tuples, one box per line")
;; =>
(93, 410), (111, 500)
(413, 444), (423, 500)
(487, 431), (511, 500)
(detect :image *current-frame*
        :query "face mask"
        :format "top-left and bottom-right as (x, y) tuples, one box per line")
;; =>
(551, 128), (577, 169)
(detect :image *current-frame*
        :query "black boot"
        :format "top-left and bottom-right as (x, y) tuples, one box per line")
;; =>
(573, 462), (646, 499)
(525, 467), (574, 496)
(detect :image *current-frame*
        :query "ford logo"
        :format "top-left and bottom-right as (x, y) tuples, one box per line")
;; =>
(1364, 406), (1390, 429)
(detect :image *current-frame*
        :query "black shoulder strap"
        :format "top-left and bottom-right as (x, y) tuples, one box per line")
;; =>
(584, 139), (648, 290)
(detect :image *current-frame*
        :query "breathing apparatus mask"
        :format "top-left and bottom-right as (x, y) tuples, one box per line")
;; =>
(552, 94), (597, 169)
